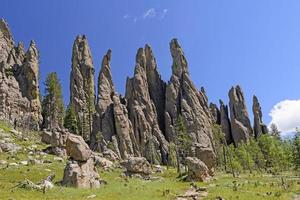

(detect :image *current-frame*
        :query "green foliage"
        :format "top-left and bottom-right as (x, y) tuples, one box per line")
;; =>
(168, 142), (178, 168)
(42, 72), (64, 130)
(292, 132), (300, 169)
(174, 115), (192, 174)
(64, 103), (78, 134)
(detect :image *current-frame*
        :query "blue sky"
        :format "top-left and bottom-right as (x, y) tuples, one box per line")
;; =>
(2, 0), (300, 132)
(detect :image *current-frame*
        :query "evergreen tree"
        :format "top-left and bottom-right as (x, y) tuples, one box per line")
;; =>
(42, 72), (64, 130)
(293, 128), (300, 169)
(64, 103), (78, 134)
(269, 123), (281, 139)
(174, 115), (192, 175)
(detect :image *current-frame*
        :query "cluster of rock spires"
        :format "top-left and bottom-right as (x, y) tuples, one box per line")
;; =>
(210, 86), (268, 146)
(0, 19), (269, 176)
(0, 19), (42, 130)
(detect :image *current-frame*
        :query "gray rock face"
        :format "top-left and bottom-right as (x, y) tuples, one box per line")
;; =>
(0, 19), (42, 130)
(186, 157), (210, 182)
(165, 39), (216, 171)
(209, 103), (220, 124)
(229, 86), (253, 145)
(252, 95), (268, 138)
(91, 50), (115, 151)
(121, 157), (152, 177)
(125, 47), (169, 164)
(219, 100), (233, 145)
(113, 94), (137, 159)
(62, 158), (100, 189)
(144, 45), (166, 132)
(70, 35), (95, 140)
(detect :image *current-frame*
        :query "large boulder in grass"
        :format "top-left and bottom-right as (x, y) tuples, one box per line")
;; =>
(41, 130), (52, 144)
(186, 157), (210, 182)
(62, 158), (100, 189)
(66, 134), (91, 161)
(121, 157), (152, 177)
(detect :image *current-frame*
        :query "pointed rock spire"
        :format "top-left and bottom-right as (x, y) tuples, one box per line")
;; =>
(219, 100), (233, 145)
(170, 38), (189, 77)
(209, 103), (220, 124)
(252, 95), (268, 138)
(144, 44), (166, 132)
(229, 85), (252, 145)
(165, 39), (216, 173)
(125, 47), (169, 164)
(70, 35), (95, 140)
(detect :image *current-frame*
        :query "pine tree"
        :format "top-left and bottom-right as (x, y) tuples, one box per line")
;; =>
(174, 115), (192, 175)
(64, 103), (78, 134)
(270, 123), (281, 139)
(42, 72), (64, 130)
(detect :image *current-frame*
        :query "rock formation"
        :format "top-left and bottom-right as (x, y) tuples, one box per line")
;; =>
(0, 19), (42, 130)
(252, 95), (268, 138)
(90, 50), (137, 160)
(229, 85), (253, 145)
(186, 157), (210, 182)
(125, 47), (168, 164)
(209, 103), (220, 124)
(219, 100), (233, 145)
(144, 45), (166, 132)
(70, 35), (95, 140)
(62, 134), (100, 188)
(91, 50), (115, 151)
(164, 39), (216, 171)
(121, 157), (152, 178)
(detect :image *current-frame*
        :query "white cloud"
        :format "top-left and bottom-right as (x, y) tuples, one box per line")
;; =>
(143, 8), (156, 19)
(269, 99), (300, 134)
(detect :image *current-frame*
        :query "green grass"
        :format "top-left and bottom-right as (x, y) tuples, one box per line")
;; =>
(0, 120), (299, 200)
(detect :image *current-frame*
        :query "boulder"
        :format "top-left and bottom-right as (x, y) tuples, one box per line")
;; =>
(66, 134), (91, 161)
(41, 130), (52, 144)
(61, 158), (100, 189)
(121, 157), (152, 177)
(186, 157), (210, 182)
(0, 140), (21, 153)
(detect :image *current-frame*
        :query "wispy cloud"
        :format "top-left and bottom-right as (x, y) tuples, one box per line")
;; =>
(161, 9), (168, 19)
(143, 8), (156, 19)
(123, 8), (168, 22)
(123, 14), (130, 19)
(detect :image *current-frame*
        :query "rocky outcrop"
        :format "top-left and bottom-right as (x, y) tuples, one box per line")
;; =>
(0, 19), (42, 130)
(125, 47), (168, 164)
(219, 100), (233, 145)
(252, 95), (268, 138)
(164, 39), (216, 171)
(229, 86), (253, 145)
(70, 35), (95, 140)
(91, 50), (115, 151)
(144, 45), (166, 132)
(186, 157), (210, 182)
(62, 134), (100, 188)
(209, 103), (220, 124)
